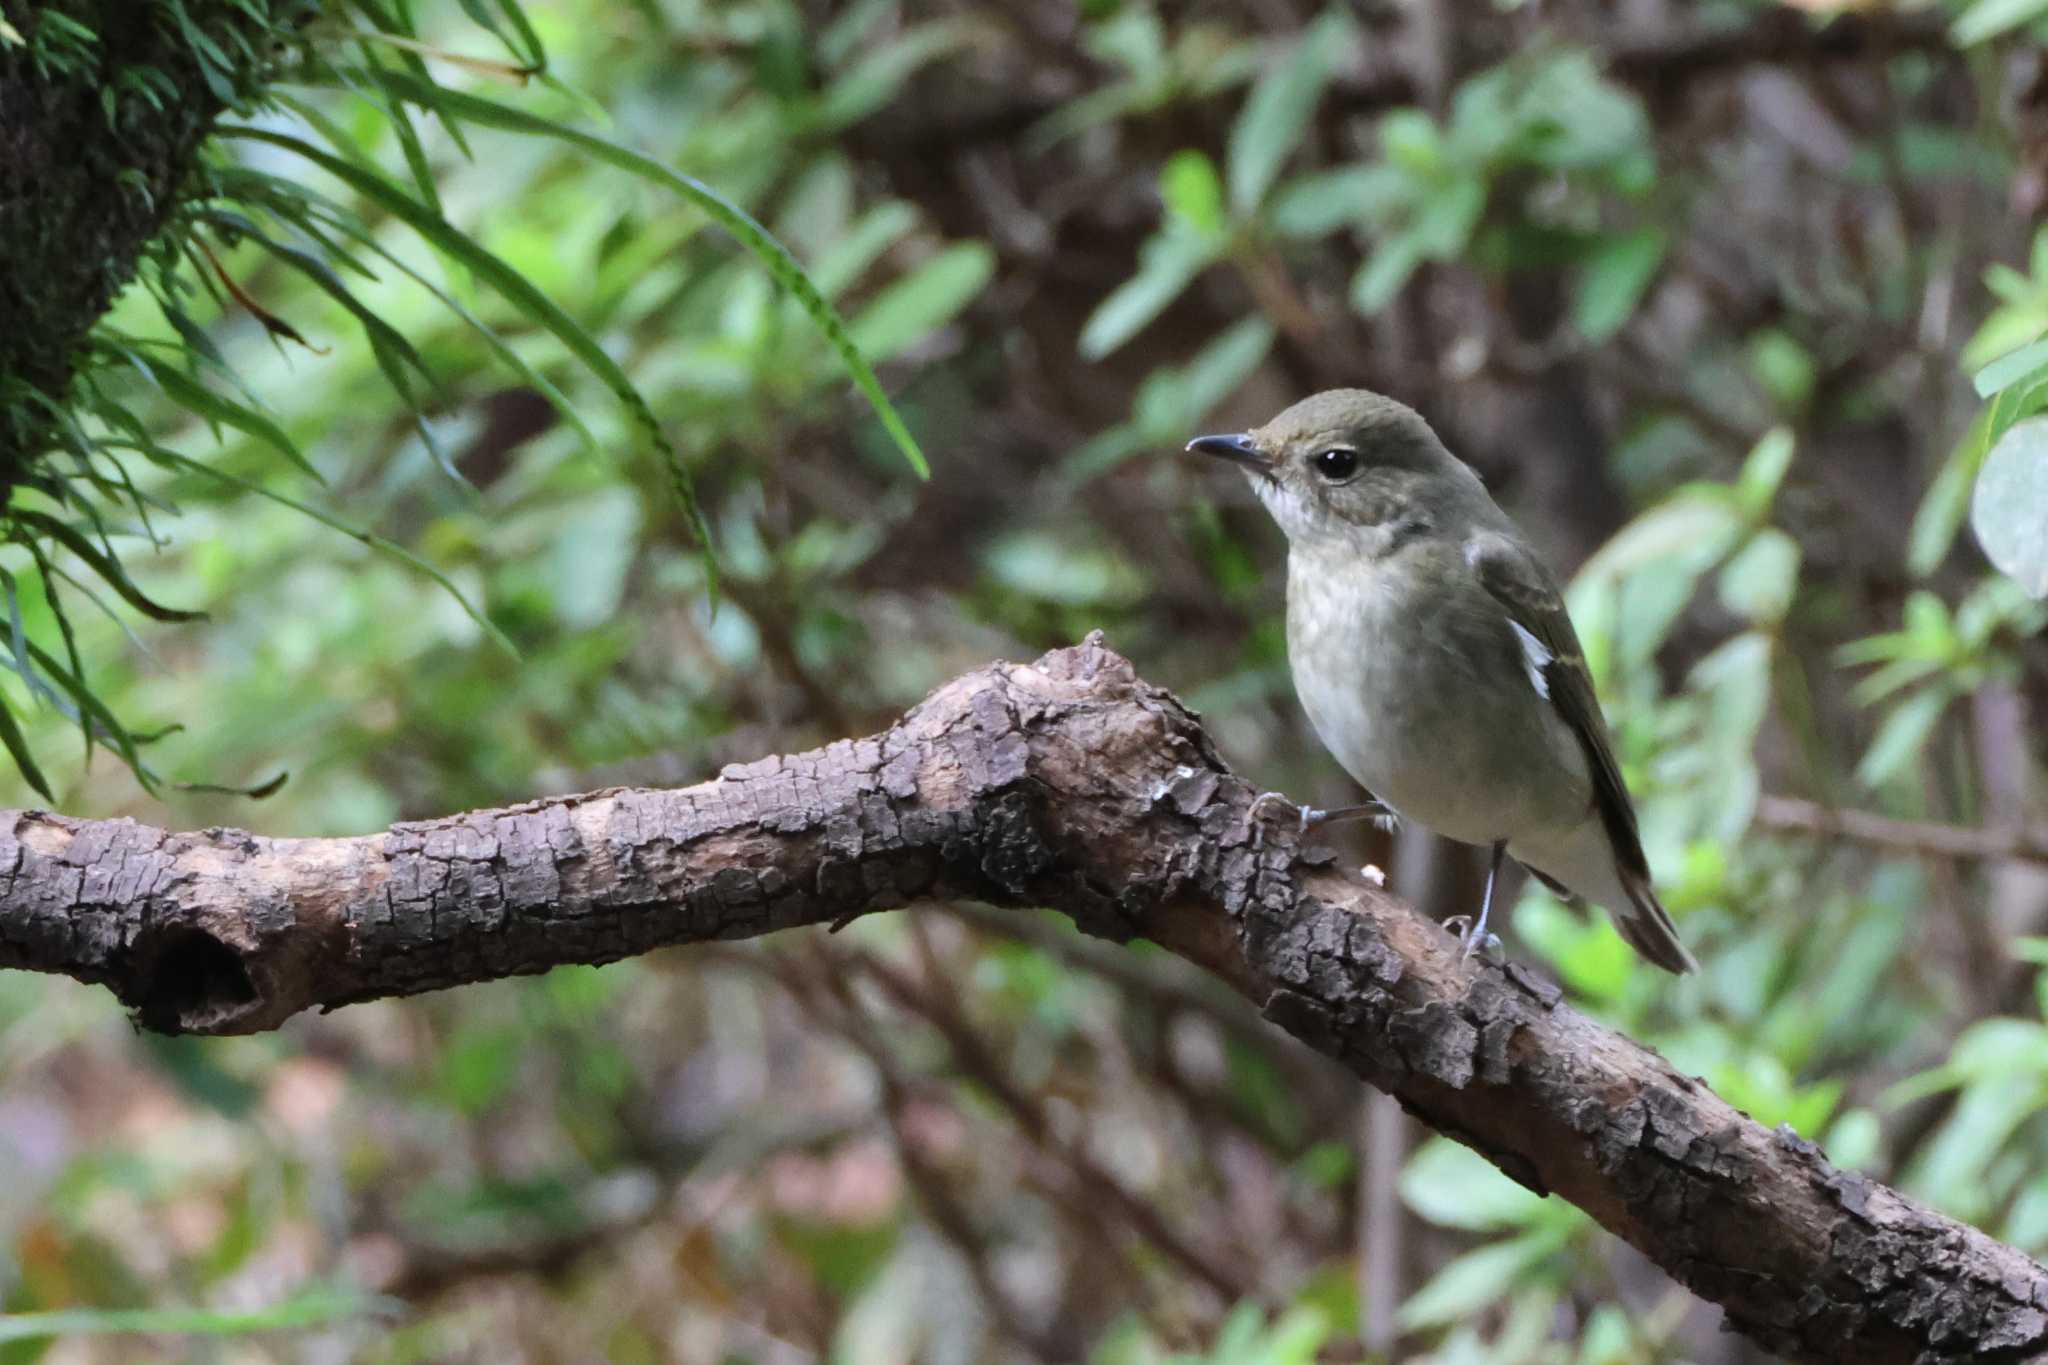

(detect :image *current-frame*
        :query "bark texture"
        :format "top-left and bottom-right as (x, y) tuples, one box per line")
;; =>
(2, 636), (2044, 1364)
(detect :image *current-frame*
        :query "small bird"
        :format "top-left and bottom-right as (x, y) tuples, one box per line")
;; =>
(1187, 389), (1697, 974)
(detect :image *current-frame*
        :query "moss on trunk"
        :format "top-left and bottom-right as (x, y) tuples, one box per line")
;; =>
(0, 0), (310, 494)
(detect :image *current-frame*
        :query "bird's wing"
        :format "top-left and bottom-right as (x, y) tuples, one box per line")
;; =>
(1466, 529), (1698, 973)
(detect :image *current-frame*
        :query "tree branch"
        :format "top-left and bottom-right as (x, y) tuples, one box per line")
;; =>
(2, 636), (2044, 1363)
(1756, 794), (2048, 867)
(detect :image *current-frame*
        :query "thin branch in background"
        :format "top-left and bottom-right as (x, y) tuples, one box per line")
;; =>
(845, 945), (1266, 1312)
(774, 945), (1075, 1364)
(936, 901), (1351, 1109)
(1754, 795), (2048, 867)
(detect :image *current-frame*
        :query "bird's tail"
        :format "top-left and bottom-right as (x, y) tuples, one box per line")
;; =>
(1608, 874), (1699, 976)
(1521, 837), (1699, 976)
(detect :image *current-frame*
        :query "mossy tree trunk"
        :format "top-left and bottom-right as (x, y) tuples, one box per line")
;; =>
(0, 0), (310, 493)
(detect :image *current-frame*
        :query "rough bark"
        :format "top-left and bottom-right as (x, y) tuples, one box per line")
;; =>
(2, 636), (2044, 1364)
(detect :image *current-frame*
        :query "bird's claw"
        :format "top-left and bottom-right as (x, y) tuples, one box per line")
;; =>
(1250, 792), (1398, 835)
(1442, 916), (1504, 964)
(1250, 791), (1316, 833)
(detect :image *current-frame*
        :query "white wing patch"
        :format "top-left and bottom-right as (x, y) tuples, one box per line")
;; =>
(1509, 620), (1552, 699)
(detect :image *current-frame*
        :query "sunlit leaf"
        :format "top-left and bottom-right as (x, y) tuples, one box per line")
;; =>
(1573, 228), (1665, 343)
(1973, 336), (2048, 398)
(1856, 688), (1949, 788)
(1400, 1138), (1552, 1232)
(1718, 529), (1800, 624)
(1970, 415), (2048, 597)
(1079, 225), (1219, 360)
(1953, 0), (2048, 46)
(1397, 1224), (1572, 1330)
(1161, 149), (1228, 236)
(1266, 164), (1405, 238)
(846, 242), (995, 362)
(1736, 427), (1797, 519)
(1350, 232), (1423, 313)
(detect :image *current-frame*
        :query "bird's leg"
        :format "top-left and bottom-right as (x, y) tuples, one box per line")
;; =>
(1249, 791), (1397, 834)
(1307, 801), (1398, 833)
(1448, 840), (1510, 961)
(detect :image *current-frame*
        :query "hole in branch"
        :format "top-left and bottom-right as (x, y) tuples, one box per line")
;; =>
(134, 927), (257, 1034)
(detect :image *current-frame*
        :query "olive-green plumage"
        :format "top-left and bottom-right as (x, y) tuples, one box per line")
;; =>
(1188, 389), (1697, 974)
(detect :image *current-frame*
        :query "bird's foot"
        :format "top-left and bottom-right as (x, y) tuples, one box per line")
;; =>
(1442, 916), (1504, 963)
(1249, 791), (1399, 834)
(1447, 841), (1510, 964)
(1250, 791), (1315, 833)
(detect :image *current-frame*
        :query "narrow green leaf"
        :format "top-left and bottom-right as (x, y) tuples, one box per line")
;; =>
(20, 543), (92, 759)
(1736, 426), (1797, 519)
(167, 2), (238, 104)
(810, 20), (970, 131)
(1227, 9), (1350, 214)
(312, 221), (598, 460)
(845, 242), (995, 362)
(175, 770), (290, 799)
(1397, 1224), (1572, 1330)
(236, 224), (443, 403)
(1266, 164), (1405, 238)
(21, 635), (153, 787)
(1848, 655), (1945, 707)
(0, 568), (55, 713)
(0, 1288), (394, 1343)
(145, 453), (516, 658)
(0, 692), (55, 802)
(357, 51), (447, 215)
(1079, 228), (1217, 359)
(490, 0), (547, 69)
(453, 0), (515, 56)
(141, 357), (323, 483)
(1177, 316), (1276, 421)
(1973, 335), (2048, 398)
(223, 125), (721, 566)
(341, 74), (931, 479)
(1350, 232), (1424, 314)
(1573, 227), (1665, 343)
(1857, 689), (1949, 788)
(339, 0), (476, 156)
(1909, 428), (1988, 576)
(203, 170), (601, 461)
(9, 510), (204, 623)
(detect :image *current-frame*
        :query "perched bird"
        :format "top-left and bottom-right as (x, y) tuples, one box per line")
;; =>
(1187, 389), (1697, 974)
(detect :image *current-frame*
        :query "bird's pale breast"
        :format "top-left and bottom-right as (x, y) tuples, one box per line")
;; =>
(1285, 542), (1591, 847)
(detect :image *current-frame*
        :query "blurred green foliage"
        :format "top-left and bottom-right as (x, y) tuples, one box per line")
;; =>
(5, 1), (2048, 1362)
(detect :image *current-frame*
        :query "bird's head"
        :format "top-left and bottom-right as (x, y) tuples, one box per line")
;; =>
(1186, 388), (1482, 553)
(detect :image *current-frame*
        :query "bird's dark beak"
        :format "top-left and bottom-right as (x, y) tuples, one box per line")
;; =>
(1185, 432), (1271, 471)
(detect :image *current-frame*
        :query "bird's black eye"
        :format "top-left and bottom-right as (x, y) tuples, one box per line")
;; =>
(1311, 447), (1359, 481)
